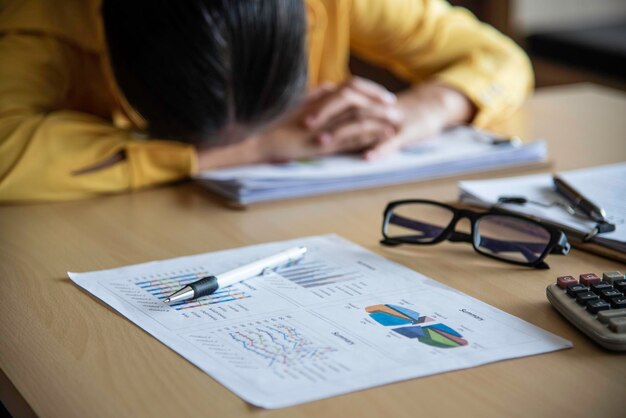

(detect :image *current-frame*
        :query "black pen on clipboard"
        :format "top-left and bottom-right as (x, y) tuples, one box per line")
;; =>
(552, 175), (607, 223)
(552, 175), (616, 239)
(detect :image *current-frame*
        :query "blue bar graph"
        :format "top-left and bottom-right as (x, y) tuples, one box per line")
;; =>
(135, 272), (251, 310)
(278, 261), (361, 288)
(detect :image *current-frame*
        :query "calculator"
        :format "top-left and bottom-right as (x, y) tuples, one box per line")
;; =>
(546, 271), (626, 351)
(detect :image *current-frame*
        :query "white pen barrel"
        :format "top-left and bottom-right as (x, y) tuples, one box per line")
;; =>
(217, 247), (307, 288)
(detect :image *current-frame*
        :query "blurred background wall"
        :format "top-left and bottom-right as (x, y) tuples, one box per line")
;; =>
(514, 0), (626, 90)
(351, 0), (626, 92)
(515, 0), (626, 32)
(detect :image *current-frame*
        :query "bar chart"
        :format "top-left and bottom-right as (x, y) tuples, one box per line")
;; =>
(135, 272), (252, 310)
(277, 260), (362, 288)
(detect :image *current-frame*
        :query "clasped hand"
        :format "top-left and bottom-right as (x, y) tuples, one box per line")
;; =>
(197, 77), (474, 169)
(256, 77), (474, 162)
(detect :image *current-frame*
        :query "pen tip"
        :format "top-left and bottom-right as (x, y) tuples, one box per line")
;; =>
(163, 298), (170, 303)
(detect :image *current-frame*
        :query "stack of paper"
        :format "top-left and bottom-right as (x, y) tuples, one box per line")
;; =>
(195, 126), (547, 204)
(459, 163), (626, 253)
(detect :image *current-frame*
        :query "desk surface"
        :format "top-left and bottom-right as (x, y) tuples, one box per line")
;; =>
(1, 84), (625, 418)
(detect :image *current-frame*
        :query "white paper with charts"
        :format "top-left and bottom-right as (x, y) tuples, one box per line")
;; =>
(68, 235), (571, 408)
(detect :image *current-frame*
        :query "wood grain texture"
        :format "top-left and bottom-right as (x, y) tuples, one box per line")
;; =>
(1, 84), (625, 418)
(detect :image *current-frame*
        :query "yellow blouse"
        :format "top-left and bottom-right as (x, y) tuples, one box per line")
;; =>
(0, 0), (532, 202)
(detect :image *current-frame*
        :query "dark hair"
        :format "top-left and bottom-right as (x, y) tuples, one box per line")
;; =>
(102, 0), (308, 144)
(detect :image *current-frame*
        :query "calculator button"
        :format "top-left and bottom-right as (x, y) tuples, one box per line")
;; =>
(576, 291), (599, 305)
(597, 309), (626, 324)
(610, 297), (626, 309)
(613, 279), (626, 293)
(557, 275), (578, 289)
(579, 273), (601, 286)
(602, 271), (624, 284)
(586, 299), (611, 314)
(599, 289), (623, 301)
(608, 317), (626, 333)
(590, 282), (613, 294)
(566, 284), (589, 297)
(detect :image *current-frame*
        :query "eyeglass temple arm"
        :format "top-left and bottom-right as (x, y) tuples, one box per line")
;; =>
(387, 214), (445, 239)
(448, 231), (472, 243)
(456, 223), (554, 262)
(388, 214), (556, 264)
(448, 232), (539, 262)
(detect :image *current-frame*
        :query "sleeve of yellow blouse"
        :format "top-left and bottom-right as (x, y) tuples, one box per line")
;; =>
(348, 0), (534, 127)
(0, 34), (196, 202)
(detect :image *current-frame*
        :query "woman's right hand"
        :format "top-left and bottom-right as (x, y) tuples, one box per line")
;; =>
(196, 110), (325, 171)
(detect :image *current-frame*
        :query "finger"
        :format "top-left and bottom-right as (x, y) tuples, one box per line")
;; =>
(304, 88), (372, 129)
(311, 104), (403, 137)
(348, 77), (397, 105)
(304, 82), (336, 103)
(352, 104), (404, 128)
(363, 136), (405, 160)
(318, 131), (381, 154)
(320, 119), (395, 152)
(313, 108), (355, 132)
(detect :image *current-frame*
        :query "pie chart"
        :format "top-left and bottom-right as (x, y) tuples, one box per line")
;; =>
(365, 304), (433, 325)
(366, 304), (468, 348)
(393, 323), (468, 348)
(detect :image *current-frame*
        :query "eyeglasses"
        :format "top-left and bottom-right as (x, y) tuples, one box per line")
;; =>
(381, 200), (570, 269)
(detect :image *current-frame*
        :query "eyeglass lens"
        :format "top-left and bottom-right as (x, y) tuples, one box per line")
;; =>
(385, 203), (455, 243)
(474, 215), (551, 263)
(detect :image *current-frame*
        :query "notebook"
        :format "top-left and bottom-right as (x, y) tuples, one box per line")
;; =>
(195, 126), (547, 205)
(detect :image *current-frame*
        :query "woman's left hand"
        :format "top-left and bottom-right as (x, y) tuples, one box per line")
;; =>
(301, 79), (476, 160)
(364, 81), (476, 160)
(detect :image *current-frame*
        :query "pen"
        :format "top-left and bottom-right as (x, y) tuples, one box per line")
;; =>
(472, 130), (522, 147)
(163, 246), (307, 304)
(553, 175), (607, 222)
(488, 135), (522, 146)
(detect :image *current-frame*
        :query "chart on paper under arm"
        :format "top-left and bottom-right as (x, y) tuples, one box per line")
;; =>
(69, 235), (571, 408)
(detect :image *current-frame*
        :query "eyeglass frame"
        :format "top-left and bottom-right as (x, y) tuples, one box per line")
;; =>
(380, 199), (570, 269)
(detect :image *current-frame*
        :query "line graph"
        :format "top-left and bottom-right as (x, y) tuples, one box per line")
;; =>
(228, 323), (337, 367)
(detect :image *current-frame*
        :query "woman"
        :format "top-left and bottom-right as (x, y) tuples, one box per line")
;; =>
(0, 0), (532, 201)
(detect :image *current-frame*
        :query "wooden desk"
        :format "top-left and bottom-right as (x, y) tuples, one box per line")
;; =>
(1, 84), (625, 418)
